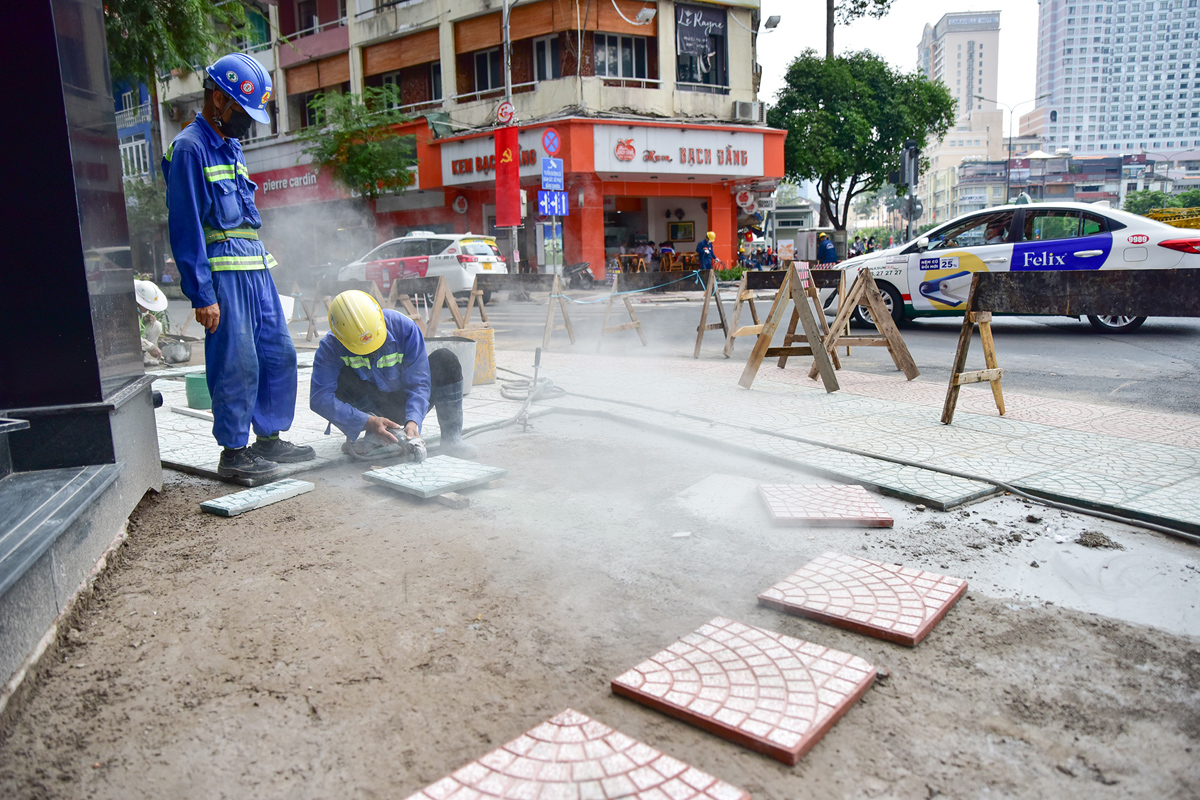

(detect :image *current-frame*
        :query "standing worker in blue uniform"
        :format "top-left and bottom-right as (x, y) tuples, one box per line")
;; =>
(309, 291), (478, 461)
(697, 230), (716, 270)
(163, 53), (315, 483)
(817, 232), (839, 265)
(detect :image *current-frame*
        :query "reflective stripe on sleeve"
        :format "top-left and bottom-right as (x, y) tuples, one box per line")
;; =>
(340, 355), (372, 369)
(376, 352), (403, 368)
(203, 163), (250, 182)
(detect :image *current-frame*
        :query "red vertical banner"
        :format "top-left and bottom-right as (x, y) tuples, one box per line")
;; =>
(495, 125), (520, 228)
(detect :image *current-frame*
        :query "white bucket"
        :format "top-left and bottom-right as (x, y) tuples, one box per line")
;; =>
(425, 337), (478, 395)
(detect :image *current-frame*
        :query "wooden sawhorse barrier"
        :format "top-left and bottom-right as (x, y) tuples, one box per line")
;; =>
(597, 272), (647, 351)
(809, 268), (919, 382)
(692, 270), (728, 357)
(378, 276), (464, 337)
(773, 265), (842, 371)
(941, 268), (1200, 423)
(723, 270), (778, 356)
(738, 264), (839, 391)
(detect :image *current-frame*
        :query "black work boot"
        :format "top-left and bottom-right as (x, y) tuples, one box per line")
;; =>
(250, 435), (316, 463)
(432, 381), (478, 459)
(218, 447), (282, 483)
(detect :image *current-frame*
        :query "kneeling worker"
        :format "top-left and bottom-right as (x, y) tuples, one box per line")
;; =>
(310, 290), (478, 460)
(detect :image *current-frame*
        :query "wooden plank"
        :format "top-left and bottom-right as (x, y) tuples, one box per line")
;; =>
(432, 491), (470, 510)
(954, 368), (1004, 385)
(722, 275), (750, 357)
(738, 269), (793, 389)
(787, 264), (839, 392)
(968, 268), (1200, 317)
(543, 274), (562, 349)
(978, 319), (1006, 415)
(605, 320), (639, 333)
(693, 269), (729, 358)
(765, 346), (812, 357)
(730, 324), (764, 337)
(940, 313), (977, 424)
(745, 270), (788, 292)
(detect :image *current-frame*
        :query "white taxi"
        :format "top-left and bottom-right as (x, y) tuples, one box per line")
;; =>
(338, 231), (508, 302)
(832, 202), (1200, 332)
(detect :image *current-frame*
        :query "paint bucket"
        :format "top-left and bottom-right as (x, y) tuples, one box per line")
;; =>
(426, 337), (478, 395)
(185, 372), (212, 410)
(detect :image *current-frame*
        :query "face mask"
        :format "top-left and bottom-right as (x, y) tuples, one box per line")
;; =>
(216, 104), (255, 140)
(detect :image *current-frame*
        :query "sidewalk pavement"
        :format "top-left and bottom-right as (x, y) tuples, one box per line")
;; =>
(152, 349), (1200, 534)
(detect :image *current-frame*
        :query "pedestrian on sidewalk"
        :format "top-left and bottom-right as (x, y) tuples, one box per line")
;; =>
(310, 290), (478, 461)
(162, 53), (315, 482)
(697, 231), (716, 270)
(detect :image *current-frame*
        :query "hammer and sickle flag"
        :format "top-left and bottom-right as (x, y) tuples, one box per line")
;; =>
(495, 125), (520, 227)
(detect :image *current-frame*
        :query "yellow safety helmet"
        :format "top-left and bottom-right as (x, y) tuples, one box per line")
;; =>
(706, 231), (716, 242)
(328, 290), (387, 355)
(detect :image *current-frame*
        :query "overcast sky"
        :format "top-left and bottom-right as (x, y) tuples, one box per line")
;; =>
(755, 0), (1040, 133)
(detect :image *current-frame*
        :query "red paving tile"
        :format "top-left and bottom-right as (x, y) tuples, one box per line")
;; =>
(611, 617), (876, 765)
(758, 552), (967, 646)
(758, 484), (894, 527)
(402, 708), (749, 800)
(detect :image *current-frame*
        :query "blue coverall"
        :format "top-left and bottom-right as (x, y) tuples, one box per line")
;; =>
(697, 239), (715, 270)
(310, 310), (431, 440)
(817, 237), (839, 264)
(162, 116), (297, 450)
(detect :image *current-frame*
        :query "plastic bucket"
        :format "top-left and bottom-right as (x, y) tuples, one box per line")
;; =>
(450, 327), (496, 386)
(185, 372), (212, 410)
(426, 337), (478, 395)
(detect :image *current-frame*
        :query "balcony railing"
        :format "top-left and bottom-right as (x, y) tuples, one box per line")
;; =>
(291, 16), (347, 40)
(116, 103), (151, 129)
(120, 139), (151, 181)
(676, 81), (730, 95)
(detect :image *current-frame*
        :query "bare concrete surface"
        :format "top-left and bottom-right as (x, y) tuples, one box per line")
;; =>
(1, 417), (1198, 799)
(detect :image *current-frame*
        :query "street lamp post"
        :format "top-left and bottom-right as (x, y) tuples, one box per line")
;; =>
(975, 94), (1048, 202)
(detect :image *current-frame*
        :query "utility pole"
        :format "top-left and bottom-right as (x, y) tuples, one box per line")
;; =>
(502, 0), (519, 273)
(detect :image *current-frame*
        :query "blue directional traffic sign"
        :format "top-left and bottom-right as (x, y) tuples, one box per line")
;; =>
(541, 157), (564, 191)
(538, 190), (569, 216)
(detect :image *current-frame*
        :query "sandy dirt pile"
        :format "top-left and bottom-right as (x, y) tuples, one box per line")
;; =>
(0, 418), (1197, 799)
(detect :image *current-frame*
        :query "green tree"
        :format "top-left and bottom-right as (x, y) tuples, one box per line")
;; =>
(104, 0), (248, 86)
(1173, 188), (1200, 208)
(296, 86), (418, 202)
(767, 50), (956, 231)
(1123, 189), (1178, 216)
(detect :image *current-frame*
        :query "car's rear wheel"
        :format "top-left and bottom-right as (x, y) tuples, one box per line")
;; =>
(850, 280), (905, 328)
(1087, 314), (1146, 333)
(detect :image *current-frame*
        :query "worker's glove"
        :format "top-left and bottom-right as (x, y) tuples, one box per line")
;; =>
(404, 437), (427, 464)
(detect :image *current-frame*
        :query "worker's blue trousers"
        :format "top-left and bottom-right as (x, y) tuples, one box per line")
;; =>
(204, 269), (297, 449)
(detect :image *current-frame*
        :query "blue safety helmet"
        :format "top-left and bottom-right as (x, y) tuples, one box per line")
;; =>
(205, 53), (273, 124)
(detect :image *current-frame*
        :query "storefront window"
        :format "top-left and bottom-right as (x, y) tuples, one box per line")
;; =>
(675, 3), (728, 89)
(595, 34), (647, 79)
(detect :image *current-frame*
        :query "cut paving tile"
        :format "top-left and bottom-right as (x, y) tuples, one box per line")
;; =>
(363, 455), (508, 499)
(200, 478), (315, 516)
(758, 552), (967, 647)
(611, 617), (876, 765)
(402, 708), (749, 800)
(758, 484), (894, 528)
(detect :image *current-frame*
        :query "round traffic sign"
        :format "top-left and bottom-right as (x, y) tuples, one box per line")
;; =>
(496, 101), (514, 124)
(542, 128), (561, 156)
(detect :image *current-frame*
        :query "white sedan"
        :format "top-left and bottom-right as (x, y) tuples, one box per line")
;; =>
(829, 201), (1200, 332)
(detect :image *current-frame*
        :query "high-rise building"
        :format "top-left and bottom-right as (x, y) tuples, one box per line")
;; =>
(914, 12), (1004, 223)
(1021, 0), (1200, 154)
(916, 12), (1001, 119)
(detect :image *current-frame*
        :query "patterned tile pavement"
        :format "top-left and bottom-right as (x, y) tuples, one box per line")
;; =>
(758, 485), (894, 527)
(151, 347), (1200, 529)
(612, 617), (876, 765)
(199, 478), (314, 516)
(362, 456), (508, 499)
(757, 552), (968, 647)
(402, 709), (750, 800)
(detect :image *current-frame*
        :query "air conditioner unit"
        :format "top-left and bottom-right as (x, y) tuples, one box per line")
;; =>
(732, 101), (764, 124)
